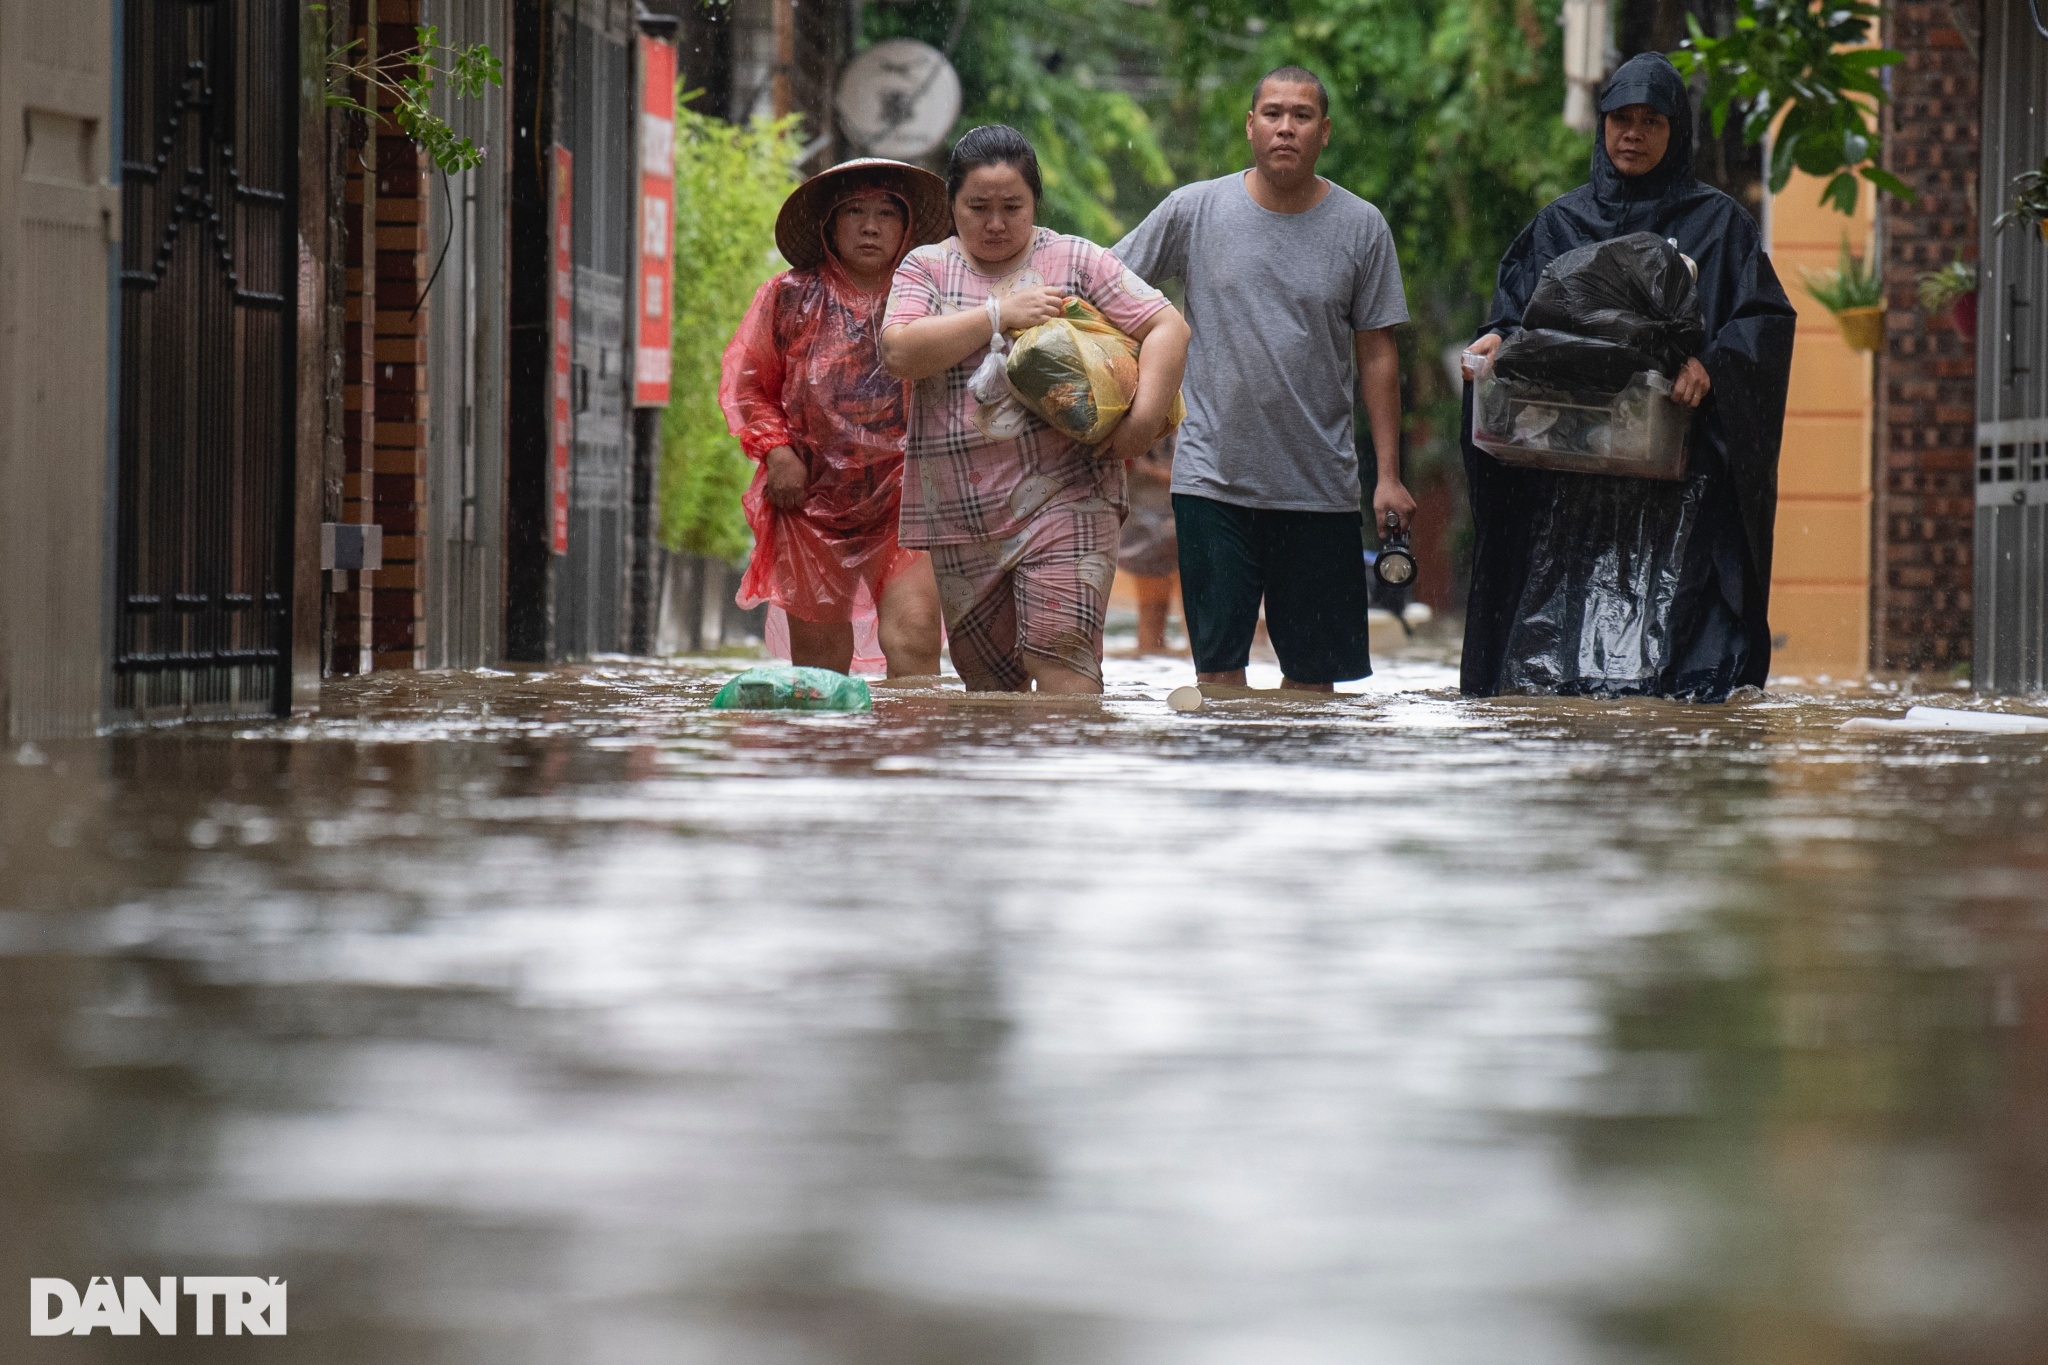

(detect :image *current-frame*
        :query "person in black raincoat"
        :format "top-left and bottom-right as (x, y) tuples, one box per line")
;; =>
(1460, 52), (1796, 701)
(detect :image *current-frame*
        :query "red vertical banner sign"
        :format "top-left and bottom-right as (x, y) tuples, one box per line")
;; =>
(633, 37), (676, 407)
(550, 147), (574, 556)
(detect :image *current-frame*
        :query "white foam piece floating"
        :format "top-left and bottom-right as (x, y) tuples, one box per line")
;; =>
(1167, 685), (1205, 714)
(1841, 705), (2048, 735)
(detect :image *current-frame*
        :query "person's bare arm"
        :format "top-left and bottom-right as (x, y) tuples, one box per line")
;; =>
(880, 285), (1065, 381)
(1356, 327), (1414, 530)
(1107, 306), (1190, 461)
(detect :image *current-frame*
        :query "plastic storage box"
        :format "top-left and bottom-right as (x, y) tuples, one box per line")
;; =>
(1471, 367), (1690, 481)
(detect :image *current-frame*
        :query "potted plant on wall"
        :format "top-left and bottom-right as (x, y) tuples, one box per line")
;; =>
(1993, 156), (2048, 244)
(1802, 238), (1886, 353)
(1916, 254), (1978, 337)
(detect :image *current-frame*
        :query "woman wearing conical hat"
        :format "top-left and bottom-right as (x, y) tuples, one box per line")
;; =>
(720, 159), (951, 677)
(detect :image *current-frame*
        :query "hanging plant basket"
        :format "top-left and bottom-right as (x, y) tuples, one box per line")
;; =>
(2000, 216), (2048, 245)
(1917, 256), (1977, 337)
(1949, 290), (1979, 339)
(1835, 306), (1885, 353)
(1993, 158), (2048, 246)
(1803, 237), (1883, 351)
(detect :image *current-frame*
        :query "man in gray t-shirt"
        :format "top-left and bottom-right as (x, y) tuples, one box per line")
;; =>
(1114, 65), (1413, 690)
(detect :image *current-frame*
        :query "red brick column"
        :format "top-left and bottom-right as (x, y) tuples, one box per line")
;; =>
(1874, 3), (1979, 674)
(335, 0), (428, 673)
(336, 1), (374, 674)
(369, 102), (428, 672)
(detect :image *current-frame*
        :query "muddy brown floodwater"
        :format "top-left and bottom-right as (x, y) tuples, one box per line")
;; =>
(4, 651), (2047, 1364)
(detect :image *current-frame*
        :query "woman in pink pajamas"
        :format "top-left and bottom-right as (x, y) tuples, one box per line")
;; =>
(880, 126), (1190, 693)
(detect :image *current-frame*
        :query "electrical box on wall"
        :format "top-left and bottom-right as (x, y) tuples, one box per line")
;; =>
(321, 523), (384, 572)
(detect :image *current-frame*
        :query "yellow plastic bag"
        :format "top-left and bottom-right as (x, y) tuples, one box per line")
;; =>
(1004, 298), (1183, 446)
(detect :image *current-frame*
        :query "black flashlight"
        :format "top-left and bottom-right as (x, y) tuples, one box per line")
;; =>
(1373, 511), (1416, 589)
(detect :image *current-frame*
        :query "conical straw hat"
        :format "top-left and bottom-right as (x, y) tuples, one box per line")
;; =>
(774, 157), (950, 272)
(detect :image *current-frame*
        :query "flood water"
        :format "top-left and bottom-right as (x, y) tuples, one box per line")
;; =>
(6, 645), (2048, 1364)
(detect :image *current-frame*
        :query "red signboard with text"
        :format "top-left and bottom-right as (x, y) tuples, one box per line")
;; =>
(551, 147), (573, 556)
(633, 37), (676, 408)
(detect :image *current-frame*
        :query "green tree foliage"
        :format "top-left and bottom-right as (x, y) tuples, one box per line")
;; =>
(1671, 1), (1909, 215)
(1152, 0), (1591, 451)
(1993, 155), (2048, 236)
(864, 0), (1588, 468)
(313, 7), (503, 175)
(863, 1), (1176, 242)
(662, 102), (804, 560)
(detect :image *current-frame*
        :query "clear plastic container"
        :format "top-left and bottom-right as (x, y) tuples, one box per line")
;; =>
(1471, 367), (1690, 481)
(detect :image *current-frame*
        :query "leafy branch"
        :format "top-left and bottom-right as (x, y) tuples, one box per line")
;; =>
(1992, 156), (2048, 236)
(313, 4), (503, 175)
(1671, 1), (1913, 215)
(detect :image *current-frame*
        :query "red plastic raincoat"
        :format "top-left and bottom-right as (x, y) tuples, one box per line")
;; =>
(720, 238), (920, 659)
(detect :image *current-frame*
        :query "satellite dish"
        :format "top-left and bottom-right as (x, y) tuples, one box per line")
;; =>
(835, 39), (962, 160)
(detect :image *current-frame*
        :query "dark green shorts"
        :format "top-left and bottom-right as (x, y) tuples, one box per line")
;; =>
(1173, 494), (1373, 683)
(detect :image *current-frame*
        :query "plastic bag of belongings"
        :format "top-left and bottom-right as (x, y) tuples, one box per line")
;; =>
(1473, 233), (1702, 481)
(974, 298), (1184, 446)
(710, 665), (872, 712)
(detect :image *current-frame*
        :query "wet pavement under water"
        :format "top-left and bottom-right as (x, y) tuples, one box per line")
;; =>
(5, 645), (2048, 1364)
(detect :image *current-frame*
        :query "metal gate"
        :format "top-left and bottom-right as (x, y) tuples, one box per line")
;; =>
(1976, 0), (2048, 692)
(424, 0), (509, 668)
(115, 0), (296, 718)
(561, 3), (634, 659)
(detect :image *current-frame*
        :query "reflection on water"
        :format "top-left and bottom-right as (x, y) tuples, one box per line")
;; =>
(5, 655), (2046, 1363)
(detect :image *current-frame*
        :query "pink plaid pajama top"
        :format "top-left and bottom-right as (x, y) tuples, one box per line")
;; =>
(883, 229), (1170, 550)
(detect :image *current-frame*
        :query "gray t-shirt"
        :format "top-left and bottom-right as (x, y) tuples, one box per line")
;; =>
(1113, 174), (1408, 512)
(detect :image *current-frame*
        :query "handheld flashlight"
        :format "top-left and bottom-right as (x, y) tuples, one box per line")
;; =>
(1373, 511), (1416, 589)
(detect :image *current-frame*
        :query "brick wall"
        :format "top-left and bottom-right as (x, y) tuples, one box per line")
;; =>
(1874, 2), (1979, 673)
(336, 0), (429, 673)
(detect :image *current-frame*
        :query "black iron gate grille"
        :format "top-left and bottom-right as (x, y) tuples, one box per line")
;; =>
(115, 0), (296, 718)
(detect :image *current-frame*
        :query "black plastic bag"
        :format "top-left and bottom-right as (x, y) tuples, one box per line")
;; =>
(1520, 232), (1705, 374)
(1492, 328), (1661, 395)
(1496, 472), (1740, 699)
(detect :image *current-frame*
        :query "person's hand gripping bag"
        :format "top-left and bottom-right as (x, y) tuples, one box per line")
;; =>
(1005, 298), (1182, 446)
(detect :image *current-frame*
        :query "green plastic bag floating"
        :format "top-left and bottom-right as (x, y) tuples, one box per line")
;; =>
(711, 665), (872, 712)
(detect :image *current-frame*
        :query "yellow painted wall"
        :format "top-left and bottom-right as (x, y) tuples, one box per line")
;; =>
(1767, 175), (1875, 679)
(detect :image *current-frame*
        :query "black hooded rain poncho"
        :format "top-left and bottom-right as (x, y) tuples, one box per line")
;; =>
(1460, 53), (1797, 701)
